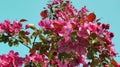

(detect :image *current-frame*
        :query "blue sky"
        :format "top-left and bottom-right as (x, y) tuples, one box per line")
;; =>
(0, 0), (120, 63)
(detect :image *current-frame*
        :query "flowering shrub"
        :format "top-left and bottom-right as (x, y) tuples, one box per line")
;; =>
(0, 0), (119, 67)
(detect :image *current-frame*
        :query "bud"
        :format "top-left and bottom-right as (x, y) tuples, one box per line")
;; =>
(25, 24), (36, 30)
(25, 30), (30, 35)
(110, 32), (114, 38)
(105, 24), (110, 29)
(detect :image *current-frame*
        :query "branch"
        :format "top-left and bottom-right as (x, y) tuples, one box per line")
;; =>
(33, 35), (37, 46)
(22, 44), (31, 49)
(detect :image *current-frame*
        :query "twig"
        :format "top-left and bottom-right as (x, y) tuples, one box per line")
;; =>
(33, 35), (37, 46)
(23, 44), (31, 49)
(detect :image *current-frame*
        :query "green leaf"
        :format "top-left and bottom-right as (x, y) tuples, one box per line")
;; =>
(31, 31), (38, 39)
(90, 57), (99, 67)
(1, 35), (9, 43)
(43, 30), (53, 35)
(58, 52), (72, 60)
(23, 36), (31, 45)
(87, 47), (94, 59)
(90, 33), (97, 39)
(19, 33), (31, 45)
(109, 64), (114, 67)
(19, 31), (26, 35)
(39, 34), (47, 43)
(39, 45), (47, 54)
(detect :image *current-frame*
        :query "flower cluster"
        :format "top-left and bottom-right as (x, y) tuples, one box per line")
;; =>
(24, 53), (48, 67)
(0, 50), (23, 67)
(38, 0), (118, 66)
(0, 0), (119, 67)
(0, 20), (22, 36)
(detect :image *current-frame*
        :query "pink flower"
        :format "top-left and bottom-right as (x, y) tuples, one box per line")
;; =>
(81, 6), (89, 14)
(0, 23), (5, 34)
(73, 37), (89, 55)
(57, 39), (73, 54)
(109, 47), (117, 56)
(1, 20), (11, 33)
(24, 53), (45, 65)
(77, 26), (89, 38)
(0, 20), (22, 36)
(53, 19), (73, 42)
(39, 20), (53, 30)
(66, 2), (77, 17)
(57, 11), (69, 21)
(0, 50), (24, 67)
(52, 0), (63, 4)
(58, 23), (73, 42)
(13, 21), (22, 34)
(43, 59), (49, 67)
(78, 55), (86, 64)
(85, 22), (97, 33)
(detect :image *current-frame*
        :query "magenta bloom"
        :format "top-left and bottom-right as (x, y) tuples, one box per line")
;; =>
(57, 39), (73, 54)
(78, 55), (86, 64)
(85, 22), (97, 33)
(81, 6), (89, 14)
(24, 53), (45, 65)
(39, 20), (53, 30)
(58, 23), (73, 42)
(0, 50), (24, 67)
(52, 0), (63, 4)
(13, 21), (22, 34)
(77, 26), (89, 38)
(0, 20), (22, 36)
